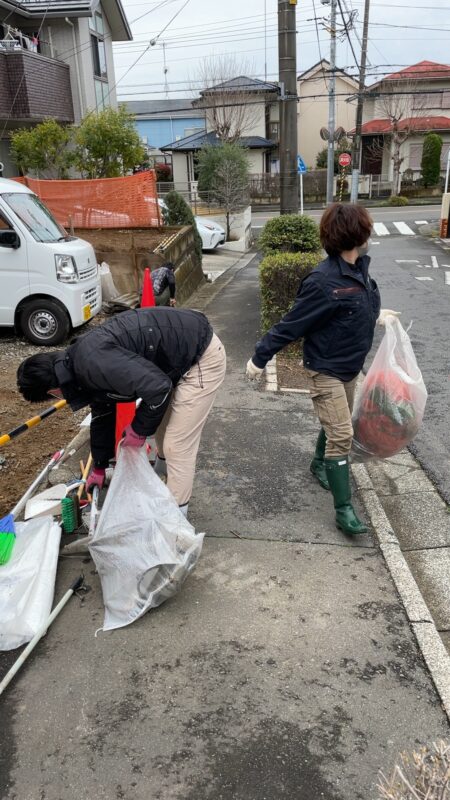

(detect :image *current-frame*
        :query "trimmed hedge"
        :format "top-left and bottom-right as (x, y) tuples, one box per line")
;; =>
(260, 251), (322, 336)
(387, 195), (409, 206)
(259, 214), (320, 254)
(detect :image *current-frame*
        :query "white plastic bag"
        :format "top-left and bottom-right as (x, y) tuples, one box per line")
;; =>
(352, 317), (427, 461)
(89, 447), (204, 631)
(0, 516), (61, 651)
(99, 261), (119, 302)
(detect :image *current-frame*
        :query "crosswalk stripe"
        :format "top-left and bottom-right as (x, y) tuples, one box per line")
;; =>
(431, 256), (439, 269)
(393, 221), (415, 235)
(416, 276), (433, 281)
(445, 272), (450, 286)
(373, 222), (389, 236)
(415, 220), (427, 225)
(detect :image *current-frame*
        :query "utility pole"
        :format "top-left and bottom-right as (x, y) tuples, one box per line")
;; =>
(326, 0), (337, 205)
(278, 0), (298, 215)
(350, 0), (370, 202)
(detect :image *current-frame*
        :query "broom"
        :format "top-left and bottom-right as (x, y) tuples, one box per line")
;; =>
(0, 450), (64, 565)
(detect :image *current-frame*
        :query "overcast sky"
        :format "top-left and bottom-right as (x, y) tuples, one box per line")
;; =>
(113, 0), (450, 101)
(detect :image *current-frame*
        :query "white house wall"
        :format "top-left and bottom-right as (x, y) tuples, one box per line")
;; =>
(298, 73), (357, 169)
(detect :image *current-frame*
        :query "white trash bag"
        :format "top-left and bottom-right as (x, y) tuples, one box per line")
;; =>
(89, 447), (204, 631)
(352, 317), (427, 461)
(0, 516), (61, 651)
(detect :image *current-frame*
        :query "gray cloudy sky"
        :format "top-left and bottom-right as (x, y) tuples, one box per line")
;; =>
(113, 0), (450, 100)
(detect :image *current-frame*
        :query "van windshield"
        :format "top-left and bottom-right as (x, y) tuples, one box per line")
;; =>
(3, 192), (68, 243)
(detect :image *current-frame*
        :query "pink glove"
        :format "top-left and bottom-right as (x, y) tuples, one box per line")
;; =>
(86, 467), (105, 493)
(121, 424), (146, 448)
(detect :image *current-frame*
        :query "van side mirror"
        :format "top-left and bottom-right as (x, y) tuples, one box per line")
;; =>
(0, 229), (20, 249)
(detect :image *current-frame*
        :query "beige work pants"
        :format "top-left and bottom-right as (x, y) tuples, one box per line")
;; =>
(155, 333), (226, 505)
(305, 369), (359, 458)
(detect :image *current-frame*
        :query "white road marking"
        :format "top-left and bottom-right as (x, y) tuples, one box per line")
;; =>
(442, 264), (450, 267)
(395, 259), (419, 263)
(431, 256), (439, 269)
(393, 221), (415, 235)
(373, 222), (389, 236)
(415, 220), (428, 225)
(415, 276), (433, 281)
(371, 241), (380, 245)
(424, 264), (431, 268)
(445, 272), (450, 285)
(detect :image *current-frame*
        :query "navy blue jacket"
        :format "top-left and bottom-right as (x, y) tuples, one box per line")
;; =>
(253, 254), (381, 382)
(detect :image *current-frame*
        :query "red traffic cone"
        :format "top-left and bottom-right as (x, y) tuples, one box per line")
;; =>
(141, 267), (155, 308)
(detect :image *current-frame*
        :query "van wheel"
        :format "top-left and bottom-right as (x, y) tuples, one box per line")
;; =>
(20, 299), (71, 346)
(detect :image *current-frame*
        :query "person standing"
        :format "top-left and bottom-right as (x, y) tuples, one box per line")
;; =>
(151, 261), (177, 307)
(246, 203), (400, 535)
(17, 307), (226, 517)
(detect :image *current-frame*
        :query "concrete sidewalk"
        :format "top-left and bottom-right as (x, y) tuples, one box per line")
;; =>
(0, 255), (449, 800)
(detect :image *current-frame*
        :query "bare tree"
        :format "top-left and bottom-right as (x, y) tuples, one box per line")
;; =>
(376, 80), (425, 195)
(192, 56), (271, 142)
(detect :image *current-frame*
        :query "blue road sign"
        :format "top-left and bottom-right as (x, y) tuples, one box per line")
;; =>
(297, 155), (307, 174)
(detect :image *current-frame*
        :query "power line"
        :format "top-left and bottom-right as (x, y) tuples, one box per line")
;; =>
(94, 0), (191, 112)
(336, 0), (359, 69)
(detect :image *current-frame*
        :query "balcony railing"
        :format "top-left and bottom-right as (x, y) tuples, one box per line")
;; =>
(0, 48), (74, 123)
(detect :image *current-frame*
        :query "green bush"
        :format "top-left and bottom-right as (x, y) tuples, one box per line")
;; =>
(163, 190), (202, 263)
(259, 214), (320, 255)
(387, 195), (409, 206)
(421, 132), (443, 187)
(259, 251), (322, 335)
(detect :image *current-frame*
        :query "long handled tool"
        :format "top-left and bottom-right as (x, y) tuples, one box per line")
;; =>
(0, 400), (67, 448)
(0, 450), (64, 565)
(0, 575), (84, 697)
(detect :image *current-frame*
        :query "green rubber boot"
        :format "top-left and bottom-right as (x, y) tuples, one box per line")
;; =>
(324, 457), (368, 535)
(309, 428), (330, 490)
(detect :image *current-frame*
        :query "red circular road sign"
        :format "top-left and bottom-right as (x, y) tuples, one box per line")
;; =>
(338, 152), (352, 167)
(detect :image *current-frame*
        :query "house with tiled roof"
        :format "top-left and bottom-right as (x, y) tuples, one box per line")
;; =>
(160, 76), (278, 190)
(297, 59), (359, 169)
(355, 61), (450, 189)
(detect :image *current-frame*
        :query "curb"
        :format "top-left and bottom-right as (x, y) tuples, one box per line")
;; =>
(352, 461), (450, 723)
(188, 251), (257, 313)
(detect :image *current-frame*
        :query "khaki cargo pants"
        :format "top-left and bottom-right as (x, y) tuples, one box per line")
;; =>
(305, 369), (358, 458)
(155, 333), (226, 505)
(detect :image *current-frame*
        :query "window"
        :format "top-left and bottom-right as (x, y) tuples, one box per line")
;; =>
(3, 193), (66, 243)
(95, 79), (109, 110)
(269, 121), (279, 140)
(0, 212), (12, 230)
(91, 34), (107, 79)
(409, 143), (423, 170)
(90, 11), (104, 35)
(413, 92), (442, 110)
(441, 143), (450, 169)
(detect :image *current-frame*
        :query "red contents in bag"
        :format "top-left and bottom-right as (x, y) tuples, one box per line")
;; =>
(353, 370), (420, 458)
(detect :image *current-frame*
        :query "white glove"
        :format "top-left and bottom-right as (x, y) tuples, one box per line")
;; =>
(246, 358), (264, 381)
(377, 309), (401, 327)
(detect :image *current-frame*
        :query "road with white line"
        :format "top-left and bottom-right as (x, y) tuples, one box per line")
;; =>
(252, 205), (441, 234)
(362, 234), (450, 503)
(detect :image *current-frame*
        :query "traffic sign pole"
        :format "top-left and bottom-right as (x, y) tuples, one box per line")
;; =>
(300, 172), (304, 215)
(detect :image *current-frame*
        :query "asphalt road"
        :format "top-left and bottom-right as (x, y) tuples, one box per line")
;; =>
(366, 233), (450, 503)
(252, 205), (442, 228)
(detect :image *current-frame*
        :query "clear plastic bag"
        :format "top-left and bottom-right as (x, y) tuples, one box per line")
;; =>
(0, 517), (61, 651)
(352, 317), (427, 461)
(89, 447), (204, 632)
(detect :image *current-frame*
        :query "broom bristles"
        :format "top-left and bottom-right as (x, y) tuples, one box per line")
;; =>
(0, 513), (16, 565)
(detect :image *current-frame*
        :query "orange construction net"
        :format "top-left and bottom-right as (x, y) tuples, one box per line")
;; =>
(17, 171), (161, 229)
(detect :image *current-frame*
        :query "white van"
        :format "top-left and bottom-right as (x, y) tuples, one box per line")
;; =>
(0, 178), (101, 345)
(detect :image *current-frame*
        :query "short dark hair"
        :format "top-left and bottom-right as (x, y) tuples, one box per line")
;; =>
(163, 261), (175, 271)
(17, 352), (61, 403)
(320, 203), (372, 257)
